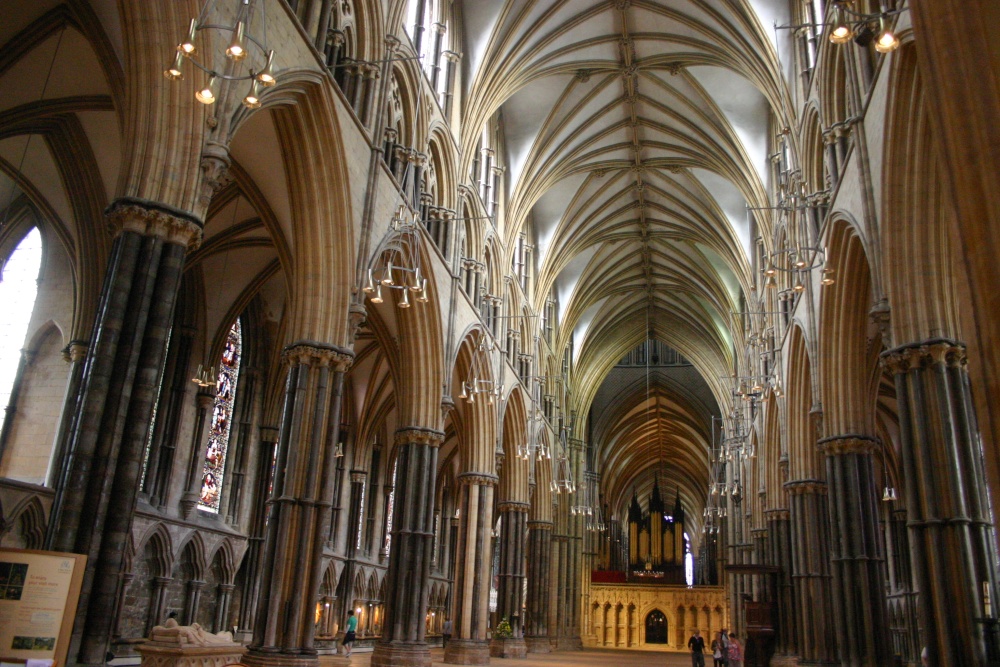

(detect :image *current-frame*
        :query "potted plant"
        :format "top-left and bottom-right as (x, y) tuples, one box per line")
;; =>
(489, 617), (526, 659)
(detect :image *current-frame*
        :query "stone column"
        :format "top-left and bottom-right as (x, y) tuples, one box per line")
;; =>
(179, 388), (216, 517)
(883, 341), (1000, 665)
(214, 583), (236, 634)
(819, 435), (891, 666)
(45, 341), (89, 488)
(786, 480), (836, 664)
(237, 425), (279, 636)
(46, 199), (201, 667)
(524, 521), (552, 653)
(371, 427), (444, 667)
(146, 576), (173, 637)
(495, 501), (528, 652)
(764, 509), (796, 659)
(335, 470), (367, 621)
(444, 472), (497, 665)
(184, 580), (205, 624)
(245, 344), (352, 667)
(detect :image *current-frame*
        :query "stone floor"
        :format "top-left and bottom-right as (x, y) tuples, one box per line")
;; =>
(319, 647), (698, 666)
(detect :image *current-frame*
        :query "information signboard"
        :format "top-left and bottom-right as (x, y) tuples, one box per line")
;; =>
(0, 549), (86, 667)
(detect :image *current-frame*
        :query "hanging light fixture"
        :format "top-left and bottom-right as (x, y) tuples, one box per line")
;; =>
(874, 16), (900, 53)
(164, 0), (277, 107)
(364, 202), (432, 309)
(829, 5), (853, 44)
(821, 268), (836, 286)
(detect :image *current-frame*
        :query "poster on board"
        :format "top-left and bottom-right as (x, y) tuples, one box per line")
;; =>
(0, 549), (86, 667)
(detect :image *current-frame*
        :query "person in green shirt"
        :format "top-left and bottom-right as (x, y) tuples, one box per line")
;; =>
(343, 610), (358, 657)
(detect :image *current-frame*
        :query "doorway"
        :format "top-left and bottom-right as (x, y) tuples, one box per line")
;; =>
(645, 609), (668, 644)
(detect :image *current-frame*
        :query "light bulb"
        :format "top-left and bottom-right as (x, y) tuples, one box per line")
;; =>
(398, 288), (411, 308)
(829, 7), (852, 44)
(195, 75), (218, 105)
(164, 52), (185, 80)
(765, 274), (777, 289)
(370, 284), (383, 304)
(417, 279), (429, 303)
(363, 269), (376, 293)
(764, 264), (776, 277)
(178, 19), (198, 55)
(257, 50), (277, 87)
(242, 80), (261, 109)
(793, 278), (805, 292)
(382, 262), (394, 285)
(875, 18), (899, 54)
(821, 269), (835, 286)
(226, 21), (248, 61)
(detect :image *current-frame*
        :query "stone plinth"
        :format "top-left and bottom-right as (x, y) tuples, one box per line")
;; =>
(137, 642), (246, 667)
(443, 638), (489, 664)
(524, 637), (551, 653)
(489, 637), (527, 659)
(370, 641), (431, 667)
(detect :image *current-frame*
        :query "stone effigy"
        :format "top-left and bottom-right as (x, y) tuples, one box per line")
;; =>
(138, 619), (246, 667)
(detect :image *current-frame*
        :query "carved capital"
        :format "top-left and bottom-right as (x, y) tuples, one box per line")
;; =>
(818, 434), (878, 456)
(384, 35), (401, 54)
(881, 338), (966, 374)
(764, 508), (790, 521)
(105, 198), (204, 249)
(528, 520), (554, 530)
(199, 142), (233, 211)
(783, 479), (827, 495)
(348, 303), (367, 342)
(457, 471), (499, 487)
(498, 501), (530, 514)
(281, 342), (354, 370)
(350, 471), (367, 484)
(62, 340), (89, 363)
(394, 426), (446, 447)
(259, 425), (280, 444)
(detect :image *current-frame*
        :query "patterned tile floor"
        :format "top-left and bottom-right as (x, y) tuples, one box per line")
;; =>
(320, 647), (699, 666)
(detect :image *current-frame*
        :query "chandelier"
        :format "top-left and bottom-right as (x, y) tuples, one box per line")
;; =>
(829, 1), (903, 53)
(164, 0), (277, 109)
(550, 419), (576, 495)
(517, 375), (553, 461)
(363, 204), (430, 308)
(457, 335), (502, 404)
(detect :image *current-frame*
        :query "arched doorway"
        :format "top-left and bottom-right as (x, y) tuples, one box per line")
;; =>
(645, 609), (668, 644)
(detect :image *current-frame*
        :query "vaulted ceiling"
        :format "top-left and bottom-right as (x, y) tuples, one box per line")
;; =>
(460, 0), (790, 522)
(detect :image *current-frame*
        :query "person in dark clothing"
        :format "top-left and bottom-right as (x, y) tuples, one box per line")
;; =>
(688, 629), (707, 667)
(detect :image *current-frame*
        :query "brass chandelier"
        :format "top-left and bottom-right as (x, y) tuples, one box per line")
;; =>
(164, 0), (277, 109)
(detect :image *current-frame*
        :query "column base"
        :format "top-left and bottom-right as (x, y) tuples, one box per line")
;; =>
(443, 638), (490, 664)
(556, 635), (582, 650)
(489, 637), (527, 659)
(524, 636), (551, 653)
(242, 649), (318, 667)
(370, 641), (431, 667)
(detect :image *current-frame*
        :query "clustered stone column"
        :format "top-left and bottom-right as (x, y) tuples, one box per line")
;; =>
(883, 340), (1000, 665)
(444, 472), (497, 665)
(371, 427), (444, 667)
(764, 508), (797, 661)
(786, 480), (836, 663)
(819, 435), (891, 666)
(46, 198), (201, 667)
(495, 501), (529, 656)
(245, 343), (352, 667)
(524, 520), (553, 653)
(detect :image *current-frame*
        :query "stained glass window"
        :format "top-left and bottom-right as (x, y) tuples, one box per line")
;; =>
(199, 319), (242, 512)
(0, 227), (42, 434)
(383, 458), (398, 555)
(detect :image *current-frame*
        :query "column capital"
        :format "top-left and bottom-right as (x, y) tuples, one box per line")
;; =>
(259, 425), (280, 444)
(881, 337), (966, 373)
(527, 520), (554, 530)
(394, 426), (445, 447)
(457, 471), (499, 487)
(497, 501), (530, 514)
(281, 342), (354, 370)
(764, 508), (790, 520)
(105, 197), (204, 249)
(818, 434), (878, 455)
(62, 340), (89, 363)
(350, 471), (367, 484)
(783, 479), (827, 495)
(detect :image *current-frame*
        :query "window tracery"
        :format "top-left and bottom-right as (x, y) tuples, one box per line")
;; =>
(0, 227), (42, 435)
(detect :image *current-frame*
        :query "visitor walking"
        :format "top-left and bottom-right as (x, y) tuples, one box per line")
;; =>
(342, 610), (358, 658)
(688, 629), (706, 667)
(726, 633), (743, 667)
(711, 630), (727, 666)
